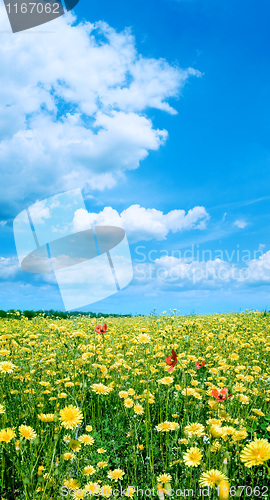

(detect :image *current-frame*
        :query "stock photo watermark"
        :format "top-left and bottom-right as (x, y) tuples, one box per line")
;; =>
(133, 244), (270, 285)
(60, 485), (269, 498)
(3, 0), (79, 33)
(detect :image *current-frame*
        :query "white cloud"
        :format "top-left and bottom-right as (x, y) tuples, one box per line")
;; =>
(233, 219), (248, 229)
(0, 12), (200, 207)
(72, 204), (209, 241)
(0, 257), (20, 279)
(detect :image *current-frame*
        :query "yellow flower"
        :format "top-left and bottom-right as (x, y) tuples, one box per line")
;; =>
(97, 448), (107, 453)
(125, 486), (136, 497)
(240, 439), (270, 467)
(86, 425), (93, 432)
(0, 404), (5, 414)
(182, 388), (196, 396)
(210, 441), (222, 452)
(209, 425), (224, 438)
(19, 425), (37, 441)
(58, 392), (67, 398)
(38, 413), (54, 423)
(107, 469), (125, 481)
(0, 428), (16, 443)
(59, 405), (83, 430)
(38, 465), (45, 476)
(238, 394), (249, 404)
(97, 461), (109, 468)
(199, 470), (228, 488)
(183, 447), (203, 467)
(83, 465), (96, 476)
(231, 428), (248, 442)
(63, 478), (80, 489)
(100, 485), (113, 497)
(252, 409), (265, 417)
(157, 474), (172, 484)
(73, 490), (85, 499)
(157, 377), (174, 385)
(63, 452), (76, 460)
(124, 398), (134, 408)
(184, 423), (205, 438)
(119, 391), (129, 399)
(218, 480), (230, 500)
(137, 333), (150, 344)
(134, 404), (144, 415)
(0, 361), (16, 373)
(156, 421), (178, 432)
(91, 383), (112, 395)
(85, 482), (100, 495)
(78, 434), (94, 445)
(169, 422), (180, 431)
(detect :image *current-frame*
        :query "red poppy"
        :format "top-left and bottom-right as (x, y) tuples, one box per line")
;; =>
(165, 349), (178, 372)
(195, 360), (205, 369)
(95, 323), (107, 335)
(211, 387), (232, 401)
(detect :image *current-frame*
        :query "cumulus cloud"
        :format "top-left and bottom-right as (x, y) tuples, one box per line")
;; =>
(72, 204), (209, 241)
(0, 12), (200, 212)
(233, 219), (248, 229)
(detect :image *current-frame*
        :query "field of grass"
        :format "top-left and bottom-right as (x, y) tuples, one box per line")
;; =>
(0, 311), (270, 499)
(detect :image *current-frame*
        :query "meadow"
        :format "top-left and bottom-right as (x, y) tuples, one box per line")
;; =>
(0, 311), (270, 500)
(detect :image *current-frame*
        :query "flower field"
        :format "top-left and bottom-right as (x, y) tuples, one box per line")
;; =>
(0, 311), (270, 499)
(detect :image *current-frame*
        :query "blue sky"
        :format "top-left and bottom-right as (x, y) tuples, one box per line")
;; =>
(1, 0), (270, 314)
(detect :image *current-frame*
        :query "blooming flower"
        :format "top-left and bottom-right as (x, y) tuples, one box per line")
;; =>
(78, 434), (94, 445)
(19, 425), (37, 441)
(0, 361), (16, 373)
(107, 469), (125, 481)
(157, 474), (172, 484)
(95, 323), (107, 334)
(184, 423), (205, 438)
(134, 404), (144, 415)
(91, 383), (113, 395)
(218, 480), (230, 500)
(240, 439), (270, 467)
(83, 465), (96, 476)
(183, 447), (203, 467)
(38, 413), (54, 423)
(195, 360), (205, 369)
(165, 349), (177, 372)
(199, 470), (228, 488)
(211, 388), (232, 401)
(59, 405), (83, 430)
(137, 333), (151, 344)
(0, 428), (16, 443)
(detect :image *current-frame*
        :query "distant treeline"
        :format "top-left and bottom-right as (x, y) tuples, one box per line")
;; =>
(0, 309), (133, 320)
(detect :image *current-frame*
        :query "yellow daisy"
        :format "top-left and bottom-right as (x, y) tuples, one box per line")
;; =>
(19, 425), (37, 441)
(59, 405), (83, 430)
(0, 361), (16, 373)
(240, 439), (270, 467)
(78, 434), (94, 445)
(183, 447), (203, 467)
(199, 470), (228, 488)
(0, 428), (16, 443)
(107, 469), (125, 481)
